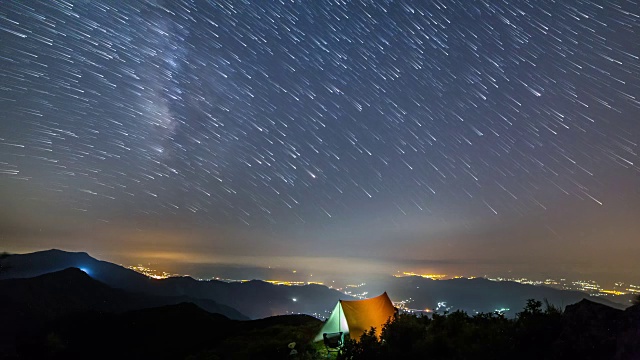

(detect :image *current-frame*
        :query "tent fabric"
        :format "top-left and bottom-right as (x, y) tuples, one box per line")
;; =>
(315, 301), (350, 341)
(341, 292), (397, 341)
(314, 302), (347, 342)
(314, 292), (396, 342)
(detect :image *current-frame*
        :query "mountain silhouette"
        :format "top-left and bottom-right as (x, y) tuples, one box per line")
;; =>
(0, 267), (246, 320)
(0, 249), (628, 320)
(0, 249), (348, 319)
(0, 249), (155, 289)
(0, 267), (247, 358)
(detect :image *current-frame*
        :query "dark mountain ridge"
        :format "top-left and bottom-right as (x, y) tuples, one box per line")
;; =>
(0, 267), (246, 321)
(0, 267), (245, 358)
(0, 249), (155, 290)
(0, 249), (348, 319)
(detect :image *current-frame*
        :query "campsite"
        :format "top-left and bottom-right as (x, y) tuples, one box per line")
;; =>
(315, 292), (396, 344)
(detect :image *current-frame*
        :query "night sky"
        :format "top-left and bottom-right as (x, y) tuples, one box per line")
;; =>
(1, 1), (639, 284)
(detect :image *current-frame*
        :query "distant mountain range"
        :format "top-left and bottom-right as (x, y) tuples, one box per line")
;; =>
(0, 267), (246, 322)
(0, 249), (629, 321)
(362, 275), (628, 316)
(0, 249), (347, 319)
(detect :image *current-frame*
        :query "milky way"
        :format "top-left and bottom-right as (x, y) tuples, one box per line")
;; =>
(1, 1), (639, 279)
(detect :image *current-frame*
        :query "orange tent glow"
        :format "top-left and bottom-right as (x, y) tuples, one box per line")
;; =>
(315, 292), (396, 342)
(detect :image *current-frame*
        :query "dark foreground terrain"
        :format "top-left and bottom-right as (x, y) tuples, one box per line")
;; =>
(4, 283), (639, 360)
(13, 303), (321, 360)
(1, 253), (638, 359)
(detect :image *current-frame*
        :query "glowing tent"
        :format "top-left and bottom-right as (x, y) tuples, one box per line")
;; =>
(314, 292), (396, 342)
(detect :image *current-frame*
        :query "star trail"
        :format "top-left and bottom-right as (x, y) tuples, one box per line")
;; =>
(1, 1), (639, 282)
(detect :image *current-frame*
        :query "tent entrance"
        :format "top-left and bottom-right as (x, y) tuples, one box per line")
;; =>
(314, 301), (350, 342)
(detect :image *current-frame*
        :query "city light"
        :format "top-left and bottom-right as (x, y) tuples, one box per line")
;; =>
(395, 272), (448, 280)
(127, 265), (177, 279)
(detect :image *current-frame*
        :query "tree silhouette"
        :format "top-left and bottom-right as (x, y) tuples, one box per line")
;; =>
(336, 299), (614, 360)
